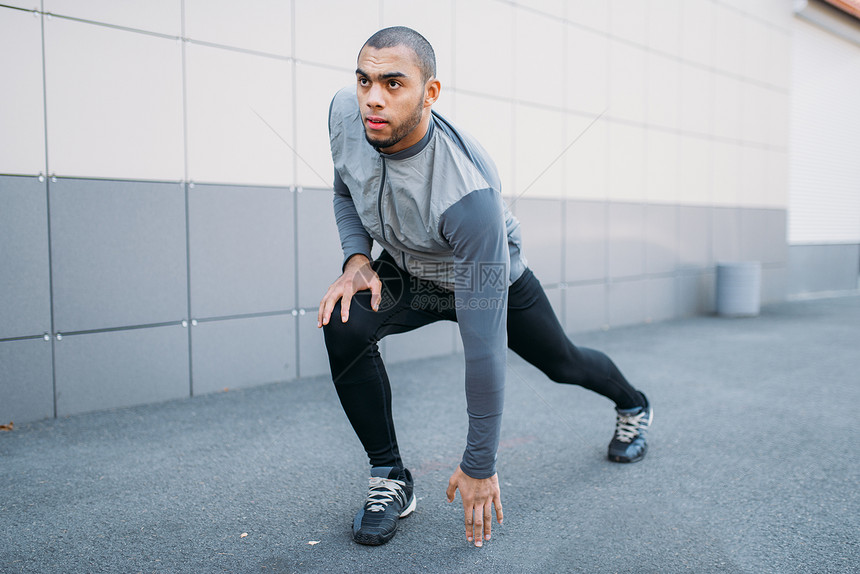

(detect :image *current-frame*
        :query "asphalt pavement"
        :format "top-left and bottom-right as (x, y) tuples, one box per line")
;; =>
(2, 294), (859, 574)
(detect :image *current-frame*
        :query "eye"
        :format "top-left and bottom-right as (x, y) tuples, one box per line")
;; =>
(388, 80), (400, 89)
(358, 77), (369, 87)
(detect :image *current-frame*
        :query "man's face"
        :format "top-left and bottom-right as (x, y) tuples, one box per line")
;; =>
(356, 45), (428, 153)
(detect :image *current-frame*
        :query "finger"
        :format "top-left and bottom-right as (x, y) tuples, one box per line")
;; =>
(320, 291), (340, 327)
(369, 276), (382, 312)
(445, 479), (457, 503)
(340, 288), (354, 322)
(472, 506), (484, 547)
(464, 507), (474, 544)
(495, 493), (504, 525)
(483, 503), (493, 541)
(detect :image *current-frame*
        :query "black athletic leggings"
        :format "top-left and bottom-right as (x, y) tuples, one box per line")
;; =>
(323, 251), (642, 469)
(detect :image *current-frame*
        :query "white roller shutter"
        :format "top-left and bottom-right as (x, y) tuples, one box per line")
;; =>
(789, 4), (860, 244)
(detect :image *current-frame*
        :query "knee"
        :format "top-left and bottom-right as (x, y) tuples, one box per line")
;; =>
(322, 308), (376, 367)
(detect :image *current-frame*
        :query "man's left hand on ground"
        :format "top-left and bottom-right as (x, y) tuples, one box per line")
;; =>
(446, 466), (503, 547)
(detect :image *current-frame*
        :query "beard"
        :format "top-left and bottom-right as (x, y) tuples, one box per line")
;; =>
(364, 95), (425, 151)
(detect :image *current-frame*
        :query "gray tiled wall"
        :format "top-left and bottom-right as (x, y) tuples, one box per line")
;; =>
(0, 175), (51, 339)
(49, 179), (187, 332)
(1, 176), (794, 423)
(188, 183), (294, 319)
(53, 325), (189, 417)
(787, 244), (860, 295)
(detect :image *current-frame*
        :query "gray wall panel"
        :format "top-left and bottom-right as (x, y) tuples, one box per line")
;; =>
(788, 243), (860, 295)
(516, 198), (563, 285)
(741, 208), (787, 265)
(678, 206), (710, 268)
(608, 279), (648, 327)
(645, 204), (678, 274)
(713, 207), (742, 263)
(608, 203), (645, 279)
(544, 286), (564, 327)
(296, 189), (343, 309)
(191, 314), (295, 395)
(297, 311), (331, 378)
(50, 179), (187, 332)
(565, 200), (606, 283)
(386, 320), (457, 365)
(189, 184), (294, 318)
(565, 283), (607, 333)
(676, 271), (716, 317)
(646, 276), (676, 323)
(762, 266), (787, 304)
(54, 325), (189, 416)
(0, 338), (54, 423)
(0, 175), (51, 339)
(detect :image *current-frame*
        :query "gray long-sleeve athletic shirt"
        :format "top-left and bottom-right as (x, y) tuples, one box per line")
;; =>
(328, 86), (527, 479)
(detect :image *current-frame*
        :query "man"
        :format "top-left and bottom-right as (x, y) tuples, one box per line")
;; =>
(318, 26), (652, 547)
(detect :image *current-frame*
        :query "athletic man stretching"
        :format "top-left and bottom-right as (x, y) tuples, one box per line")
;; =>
(318, 26), (652, 547)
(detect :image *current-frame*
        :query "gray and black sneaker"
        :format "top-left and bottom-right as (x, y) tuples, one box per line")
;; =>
(352, 466), (416, 545)
(607, 394), (653, 463)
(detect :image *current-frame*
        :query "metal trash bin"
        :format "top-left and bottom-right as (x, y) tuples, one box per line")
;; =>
(716, 262), (761, 317)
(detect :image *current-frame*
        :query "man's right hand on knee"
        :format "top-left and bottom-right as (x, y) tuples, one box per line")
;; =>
(318, 254), (382, 327)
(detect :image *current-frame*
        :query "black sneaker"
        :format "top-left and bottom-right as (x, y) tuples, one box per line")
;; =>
(352, 466), (416, 545)
(607, 394), (653, 463)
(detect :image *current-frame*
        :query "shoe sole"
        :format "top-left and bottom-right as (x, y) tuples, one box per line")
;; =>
(352, 495), (417, 546)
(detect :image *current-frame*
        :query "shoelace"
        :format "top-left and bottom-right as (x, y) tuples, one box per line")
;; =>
(614, 410), (648, 443)
(365, 476), (406, 512)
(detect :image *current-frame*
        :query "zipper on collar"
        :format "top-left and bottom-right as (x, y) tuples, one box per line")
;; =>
(377, 157), (387, 242)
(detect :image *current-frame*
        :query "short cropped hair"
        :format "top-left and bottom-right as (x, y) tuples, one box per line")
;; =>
(361, 26), (437, 82)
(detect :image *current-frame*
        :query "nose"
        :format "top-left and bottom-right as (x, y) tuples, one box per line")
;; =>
(365, 82), (384, 109)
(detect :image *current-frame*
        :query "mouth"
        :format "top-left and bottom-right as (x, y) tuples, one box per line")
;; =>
(365, 116), (388, 131)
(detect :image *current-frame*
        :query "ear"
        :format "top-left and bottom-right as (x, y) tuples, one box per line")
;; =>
(424, 78), (441, 108)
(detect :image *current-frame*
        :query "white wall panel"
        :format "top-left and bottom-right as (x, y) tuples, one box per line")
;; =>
(566, 26), (608, 115)
(767, 149), (789, 209)
(381, 0), (454, 86)
(742, 17), (771, 84)
(184, 0), (291, 56)
(712, 3), (744, 75)
(565, 115), (606, 201)
(455, 93), (514, 196)
(678, 64), (711, 136)
(43, 0), (181, 36)
(741, 83), (771, 146)
(768, 90), (791, 149)
(0, 8), (45, 176)
(647, 0), (682, 57)
(739, 145), (769, 208)
(610, 0), (647, 46)
(453, 0), (514, 100)
(294, 0), (378, 69)
(646, 53), (680, 131)
(515, 103), (565, 199)
(295, 63), (349, 189)
(2, 2), (39, 9)
(607, 122), (645, 202)
(712, 75), (742, 141)
(565, 0), (608, 32)
(514, 7), (564, 109)
(44, 18), (183, 180)
(185, 43), (292, 186)
(677, 136), (711, 206)
(768, 29), (792, 90)
(608, 41), (646, 124)
(645, 130), (678, 204)
(517, 0), (565, 19)
(680, 0), (712, 67)
(712, 141), (741, 207)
